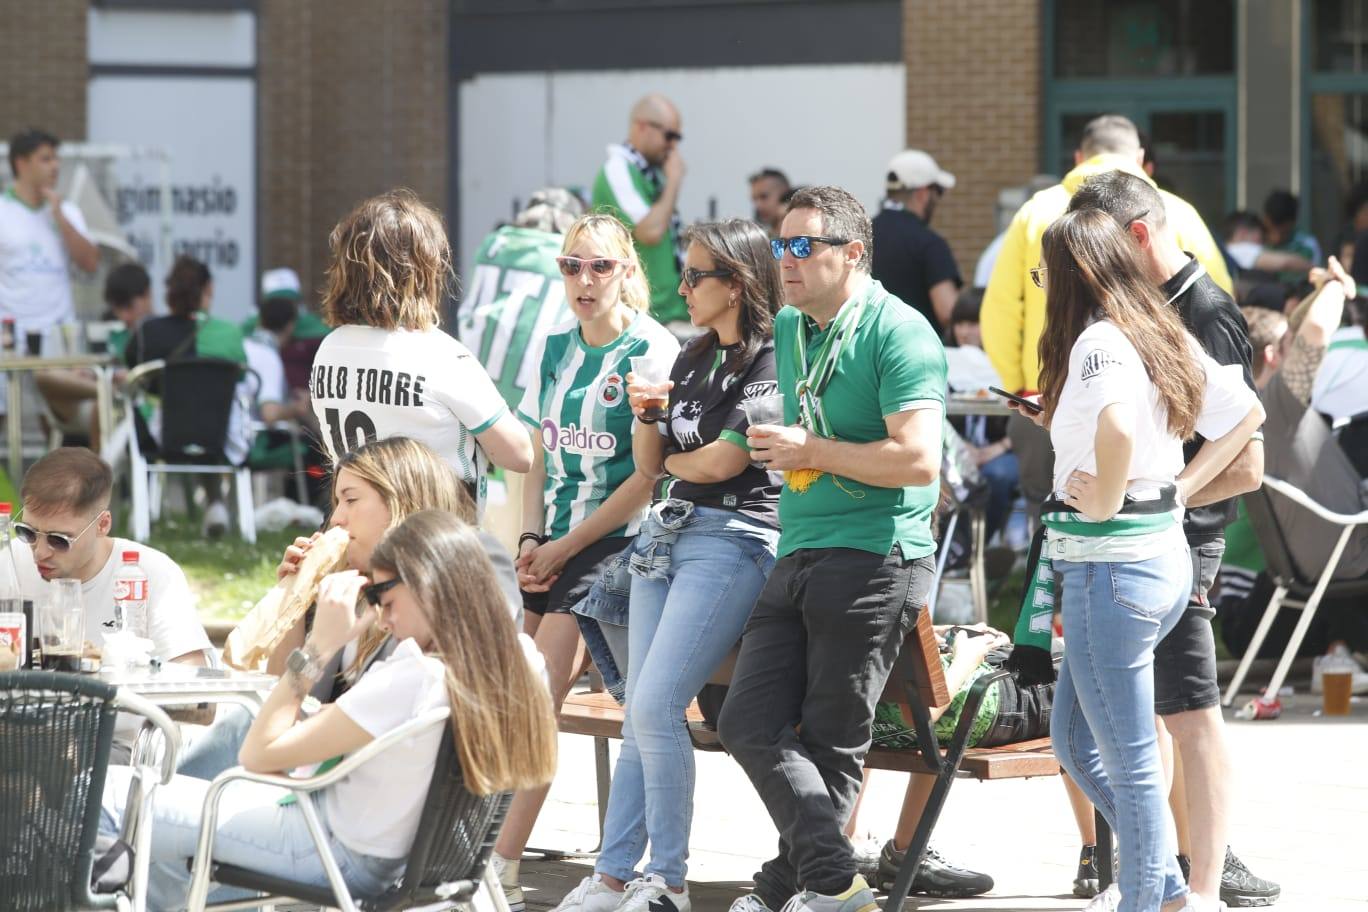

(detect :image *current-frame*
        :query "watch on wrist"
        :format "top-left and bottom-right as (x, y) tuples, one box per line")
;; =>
(286, 646), (323, 681)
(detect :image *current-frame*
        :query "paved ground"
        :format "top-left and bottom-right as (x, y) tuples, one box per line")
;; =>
(520, 680), (1367, 912)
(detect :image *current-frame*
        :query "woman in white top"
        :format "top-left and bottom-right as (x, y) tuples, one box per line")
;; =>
(310, 190), (532, 506)
(1020, 209), (1260, 912)
(99, 511), (557, 909)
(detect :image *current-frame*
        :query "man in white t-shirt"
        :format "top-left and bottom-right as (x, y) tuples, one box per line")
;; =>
(12, 448), (212, 752)
(0, 129), (99, 331)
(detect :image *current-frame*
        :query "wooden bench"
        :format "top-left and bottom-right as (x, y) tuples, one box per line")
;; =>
(559, 607), (1111, 908)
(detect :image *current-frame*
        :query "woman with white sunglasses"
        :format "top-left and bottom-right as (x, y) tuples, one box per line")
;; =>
(493, 213), (679, 908)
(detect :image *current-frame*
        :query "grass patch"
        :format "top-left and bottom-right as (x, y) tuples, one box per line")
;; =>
(142, 519), (300, 625)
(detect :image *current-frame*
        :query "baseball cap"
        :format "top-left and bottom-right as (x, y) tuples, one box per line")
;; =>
(886, 150), (956, 192)
(261, 267), (302, 301)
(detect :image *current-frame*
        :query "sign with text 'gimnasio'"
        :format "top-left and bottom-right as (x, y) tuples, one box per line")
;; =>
(86, 8), (257, 322)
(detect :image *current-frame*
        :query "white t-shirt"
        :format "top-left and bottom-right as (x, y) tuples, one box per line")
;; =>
(244, 335), (287, 407)
(12, 537), (212, 742)
(1311, 326), (1368, 421)
(310, 325), (508, 493)
(0, 191), (91, 330)
(324, 634), (545, 859)
(1046, 321), (1255, 557)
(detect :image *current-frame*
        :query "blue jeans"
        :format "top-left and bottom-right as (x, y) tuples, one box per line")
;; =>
(979, 450), (1019, 541)
(100, 766), (404, 911)
(1051, 547), (1192, 912)
(596, 502), (777, 887)
(176, 705), (253, 780)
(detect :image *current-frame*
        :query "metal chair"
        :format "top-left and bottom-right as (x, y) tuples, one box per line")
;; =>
(0, 671), (180, 912)
(187, 708), (513, 912)
(123, 358), (259, 543)
(1222, 476), (1368, 706)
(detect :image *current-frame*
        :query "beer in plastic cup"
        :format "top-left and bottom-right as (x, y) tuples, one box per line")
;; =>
(741, 393), (787, 469)
(1323, 669), (1354, 716)
(630, 355), (672, 423)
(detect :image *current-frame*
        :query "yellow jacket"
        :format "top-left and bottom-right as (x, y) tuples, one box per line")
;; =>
(981, 154), (1233, 392)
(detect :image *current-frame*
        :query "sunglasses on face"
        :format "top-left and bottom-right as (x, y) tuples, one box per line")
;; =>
(13, 511), (105, 553)
(770, 235), (850, 261)
(682, 266), (733, 288)
(363, 576), (402, 607)
(644, 120), (683, 143)
(556, 256), (626, 278)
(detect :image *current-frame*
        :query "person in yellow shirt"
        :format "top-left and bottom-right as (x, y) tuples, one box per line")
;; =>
(981, 114), (1232, 508)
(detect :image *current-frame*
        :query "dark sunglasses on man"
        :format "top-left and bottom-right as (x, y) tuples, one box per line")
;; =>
(770, 235), (850, 261)
(13, 511), (106, 553)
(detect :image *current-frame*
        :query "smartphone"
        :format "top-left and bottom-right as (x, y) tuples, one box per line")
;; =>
(988, 386), (1043, 414)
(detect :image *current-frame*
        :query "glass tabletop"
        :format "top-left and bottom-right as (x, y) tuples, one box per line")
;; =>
(97, 663), (277, 695)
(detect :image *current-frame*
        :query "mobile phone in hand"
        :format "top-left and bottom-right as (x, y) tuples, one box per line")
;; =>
(988, 386), (1043, 414)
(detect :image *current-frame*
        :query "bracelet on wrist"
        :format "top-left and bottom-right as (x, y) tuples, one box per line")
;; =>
(519, 532), (548, 549)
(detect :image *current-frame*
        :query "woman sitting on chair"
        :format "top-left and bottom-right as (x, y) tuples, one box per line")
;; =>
(99, 510), (557, 909)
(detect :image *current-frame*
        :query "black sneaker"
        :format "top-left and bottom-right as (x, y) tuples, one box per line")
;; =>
(874, 840), (993, 898)
(1221, 848), (1280, 907)
(1073, 844), (1100, 898)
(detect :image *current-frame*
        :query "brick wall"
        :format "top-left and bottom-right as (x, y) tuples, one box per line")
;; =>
(259, 0), (450, 301)
(0, 0), (88, 145)
(903, 0), (1041, 277)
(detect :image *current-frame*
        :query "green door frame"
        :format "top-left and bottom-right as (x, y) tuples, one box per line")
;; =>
(1042, 0), (1238, 219)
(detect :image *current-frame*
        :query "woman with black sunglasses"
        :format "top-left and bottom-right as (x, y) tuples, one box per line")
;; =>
(545, 219), (781, 912)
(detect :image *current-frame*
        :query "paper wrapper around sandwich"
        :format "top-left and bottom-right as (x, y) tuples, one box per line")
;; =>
(223, 526), (351, 671)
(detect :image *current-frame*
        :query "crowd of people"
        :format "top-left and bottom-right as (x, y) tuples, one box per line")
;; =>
(3, 97), (1365, 912)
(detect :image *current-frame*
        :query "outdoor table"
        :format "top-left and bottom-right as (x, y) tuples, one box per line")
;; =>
(97, 662), (277, 713)
(0, 353), (117, 481)
(946, 392), (1013, 417)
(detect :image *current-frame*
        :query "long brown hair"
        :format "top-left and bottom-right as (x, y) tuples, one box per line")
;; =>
(1036, 208), (1203, 438)
(333, 436), (475, 677)
(369, 511), (557, 795)
(680, 219), (780, 375)
(322, 189), (453, 331)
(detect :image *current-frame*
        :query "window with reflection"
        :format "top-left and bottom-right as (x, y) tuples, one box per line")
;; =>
(1053, 0), (1233, 78)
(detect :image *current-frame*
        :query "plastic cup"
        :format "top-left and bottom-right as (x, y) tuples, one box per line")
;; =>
(741, 393), (786, 469)
(1322, 670), (1353, 716)
(630, 355), (672, 424)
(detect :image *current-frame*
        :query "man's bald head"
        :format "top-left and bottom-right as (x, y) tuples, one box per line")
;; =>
(627, 93), (681, 166)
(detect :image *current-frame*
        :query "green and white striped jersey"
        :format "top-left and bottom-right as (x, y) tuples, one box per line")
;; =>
(458, 225), (570, 410)
(516, 311), (679, 540)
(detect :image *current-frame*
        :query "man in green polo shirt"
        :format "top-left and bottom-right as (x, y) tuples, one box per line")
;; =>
(591, 93), (687, 328)
(718, 186), (947, 912)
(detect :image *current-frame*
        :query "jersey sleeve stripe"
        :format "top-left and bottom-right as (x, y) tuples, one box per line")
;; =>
(604, 156), (652, 224)
(468, 404), (508, 436)
(718, 428), (750, 450)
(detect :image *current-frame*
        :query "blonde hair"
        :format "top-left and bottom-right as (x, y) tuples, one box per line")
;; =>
(322, 189), (453, 331)
(332, 437), (475, 676)
(562, 212), (651, 312)
(370, 511), (558, 794)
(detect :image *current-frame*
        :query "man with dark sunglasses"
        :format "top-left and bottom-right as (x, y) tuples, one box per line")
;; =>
(872, 149), (962, 331)
(718, 186), (947, 912)
(11, 447), (211, 759)
(592, 93), (687, 330)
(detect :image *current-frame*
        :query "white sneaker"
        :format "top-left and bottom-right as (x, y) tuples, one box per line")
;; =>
(202, 501), (230, 539)
(1177, 891), (1225, 912)
(619, 874), (690, 912)
(848, 835), (882, 882)
(549, 874), (626, 912)
(1311, 645), (1368, 694)
(728, 895), (774, 912)
(489, 852), (524, 912)
(1083, 884), (1121, 911)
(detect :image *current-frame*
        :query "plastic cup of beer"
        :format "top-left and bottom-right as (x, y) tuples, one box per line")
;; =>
(630, 355), (672, 424)
(1322, 667), (1354, 716)
(741, 393), (787, 469)
(40, 579), (85, 672)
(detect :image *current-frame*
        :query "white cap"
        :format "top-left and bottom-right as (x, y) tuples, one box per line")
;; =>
(886, 150), (956, 192)
(261, 267), (302, 300)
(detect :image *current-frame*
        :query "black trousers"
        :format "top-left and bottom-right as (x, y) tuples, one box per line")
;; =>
(718, 545), (935, 905)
